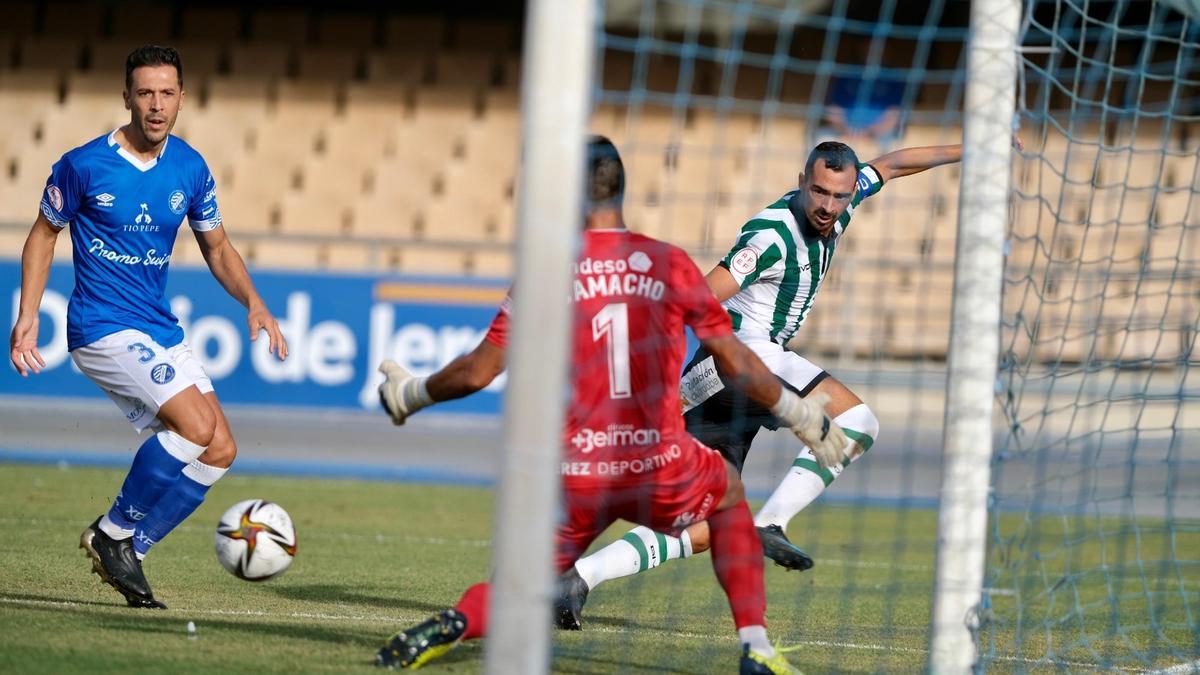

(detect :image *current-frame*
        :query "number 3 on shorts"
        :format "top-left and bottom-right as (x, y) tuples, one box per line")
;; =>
(127, 342), (156, 364)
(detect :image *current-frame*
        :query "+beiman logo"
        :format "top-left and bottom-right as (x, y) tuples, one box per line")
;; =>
(134, 203), (152, 225)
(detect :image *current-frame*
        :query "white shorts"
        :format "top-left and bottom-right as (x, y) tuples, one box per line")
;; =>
(682, 338), (825, 413)
(72, 329), (214, 433)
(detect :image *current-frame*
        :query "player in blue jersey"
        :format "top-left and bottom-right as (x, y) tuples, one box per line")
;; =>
(8, 45), (288, 608)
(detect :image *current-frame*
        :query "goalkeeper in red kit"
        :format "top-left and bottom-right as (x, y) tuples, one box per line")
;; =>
(372, 137), (845, 674)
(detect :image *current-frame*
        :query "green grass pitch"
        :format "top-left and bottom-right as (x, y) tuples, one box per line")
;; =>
(0, 464), (1194, 673)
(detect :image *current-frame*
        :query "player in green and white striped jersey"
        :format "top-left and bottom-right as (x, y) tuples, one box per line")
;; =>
(555, 140), (974, 629)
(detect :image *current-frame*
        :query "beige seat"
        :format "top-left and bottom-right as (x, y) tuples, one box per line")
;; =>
(18, 36), (83, 74)
(247, 238), (323, 270)
(275, 190), (353, 236)
(371, 156), (439, 207)
(296, 47), (361, 80)
(415, 197), (503, 243)
(320, 117), (396, 165)
(351, 191), (420, 239)
(181, 7), (243, 41)
(322, 241), (379, 271)
(365, 50), (429, 84)
(274, 79), (340, 116)
(299, 156), (370, 202)
(432, 51), (496, 89)
(251, 113), (323, 167)
(0, 2), (37, 37)
(466, 247), (513, 279)
(213, 185), (274, 234)
(343, 81), (409, 127)
(385, 15), (446, 50)
(174, 109), (252, 169)
(654, 197), (711, 250)
(0, 70), (63, 122)
(250, 8), (311, 46)
(203, 76), (271, 128)
(110, 3), (173, 43)
(42, 1), (104, 39)
(395, 244), (467, 276)
(228, 43), (292, 79)
(317, 13), (377, 47)
(451, 19), (516, 52)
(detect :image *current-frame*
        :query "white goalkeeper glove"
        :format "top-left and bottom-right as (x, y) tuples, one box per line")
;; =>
(770, 390), (848, 470)
(377, 359), (435, 426)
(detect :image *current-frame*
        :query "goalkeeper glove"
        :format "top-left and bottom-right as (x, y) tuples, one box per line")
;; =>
(378, 359), (435, 426)
(770, 390), (848, 470)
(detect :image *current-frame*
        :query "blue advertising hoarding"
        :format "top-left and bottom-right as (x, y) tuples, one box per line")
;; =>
(2, 261), (509, 414)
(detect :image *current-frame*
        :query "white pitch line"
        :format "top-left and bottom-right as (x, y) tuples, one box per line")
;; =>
(1148, 659), (1200, 675)
(0, 595), (1155, 672)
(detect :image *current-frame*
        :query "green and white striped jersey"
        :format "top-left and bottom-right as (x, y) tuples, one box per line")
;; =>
(719, 163), (884, 345)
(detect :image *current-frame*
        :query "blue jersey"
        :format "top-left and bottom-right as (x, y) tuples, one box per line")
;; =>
(40, 130), (222, 351)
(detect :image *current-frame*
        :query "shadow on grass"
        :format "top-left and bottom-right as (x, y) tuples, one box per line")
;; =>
(267, 582), (451, 615)
(552, 647), (705, 675)
(1, 590), (125, 609)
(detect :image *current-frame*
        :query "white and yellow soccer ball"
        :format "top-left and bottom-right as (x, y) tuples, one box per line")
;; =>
(214, 499), (297, 581)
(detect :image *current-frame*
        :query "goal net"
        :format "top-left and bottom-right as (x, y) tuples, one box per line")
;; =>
(984, 1), (1199, 671)
(521, 0), (1199, 672)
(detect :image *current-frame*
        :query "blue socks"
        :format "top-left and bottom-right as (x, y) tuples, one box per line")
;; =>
(133, 461), (228, 559)
(100, 431), (206, 537)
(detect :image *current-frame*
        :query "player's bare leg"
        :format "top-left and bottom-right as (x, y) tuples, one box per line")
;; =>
(82, 385), (215, 608)
(753, 375), (879, 568)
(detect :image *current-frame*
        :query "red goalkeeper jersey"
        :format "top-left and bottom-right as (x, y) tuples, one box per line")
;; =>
(484, 228), (731, 464)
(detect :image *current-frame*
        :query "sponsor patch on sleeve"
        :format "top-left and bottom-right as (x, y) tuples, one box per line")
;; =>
(46, 185), (63, 211)
(730, 248), (759, 276)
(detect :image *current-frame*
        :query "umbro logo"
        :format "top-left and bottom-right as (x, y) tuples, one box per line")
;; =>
(96, 193), (116, 207)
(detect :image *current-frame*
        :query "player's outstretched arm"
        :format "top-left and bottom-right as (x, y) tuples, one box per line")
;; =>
(870, 135), (1024, 182)
(9, 213), (61, 376)
(378, 340), (505, 425)
(868, 144), (963, 182)
(194, 227), (288, 361)
(701, 334), (848, 468)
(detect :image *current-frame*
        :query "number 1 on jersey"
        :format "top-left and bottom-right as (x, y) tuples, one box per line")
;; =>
(592, 303), (631, 399)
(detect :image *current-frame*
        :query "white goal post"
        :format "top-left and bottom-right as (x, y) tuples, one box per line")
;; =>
(483, 1), (594, 674)
(929, 0), (1020, 672)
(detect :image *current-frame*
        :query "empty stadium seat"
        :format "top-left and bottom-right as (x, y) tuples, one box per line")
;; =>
(384, 15), (447, 50)
(451, 19), (517, 52)
(351, 192), (420, 239)
(343, 81), (409, 125)
(394, 244), (468, 276)
(275, 191), (353, 236)
(42, 1), (105, 39)
(18, 36), (84, 73)
(320, 117), (396, 164)
(466, 248), (513, 278)
(432, 51), (496, 89)
(0, 2), (37, 38)
(228, 43), (292, 79)
(250, 8), (311, 46)
(365, 50), (429, 84)
(296, 47), (361, 80)
(317, 13), (379, 48)
(110, 3), (174, 43)
(180, 7), (244, 41)
(214, 185), (274, 234)
(203, 75), (271, 125)
(246, 238), (323, 270)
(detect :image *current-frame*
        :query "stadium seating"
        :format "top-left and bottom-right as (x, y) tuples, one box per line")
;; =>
(2, 4), (1185, 368)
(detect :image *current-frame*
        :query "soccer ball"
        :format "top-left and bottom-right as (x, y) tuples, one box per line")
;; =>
(214, 499), (297, 581)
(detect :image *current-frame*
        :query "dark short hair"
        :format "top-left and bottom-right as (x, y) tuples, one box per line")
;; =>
(587, 135), (625, 208)
(804, 141), (859, 175)
(125, 45), (183, 90)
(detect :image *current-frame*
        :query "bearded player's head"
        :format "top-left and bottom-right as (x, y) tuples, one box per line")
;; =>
(123, 45), (185, 150)
(797, 141), (859, 236)
(586, 135), (625, 216)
